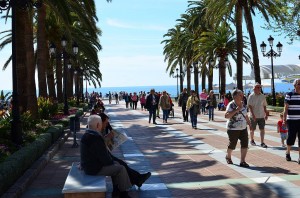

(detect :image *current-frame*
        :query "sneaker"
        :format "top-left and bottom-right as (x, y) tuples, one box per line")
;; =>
(282, 144), (286, 147)
(261, 143), (268, 148)
(250, 140), (256, 146)
(286, 153), (291, 161)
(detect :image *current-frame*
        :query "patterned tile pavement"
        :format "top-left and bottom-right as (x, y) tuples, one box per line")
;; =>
(14, 100), (300, 198)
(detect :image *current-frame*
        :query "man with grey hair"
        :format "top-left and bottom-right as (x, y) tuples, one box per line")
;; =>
(80, 115), (132, 197)
(283, 79), (300, 163)
(247, 82), (268, 148)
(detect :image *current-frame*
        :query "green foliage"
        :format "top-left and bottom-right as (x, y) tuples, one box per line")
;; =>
(0, 90), (11, 101)
(0, 133), (52, 195)
(37, 97), (58, 120)
(266, 94), (272, 106)
(276, 93), (285, 107)
(68, 98), (77, 107)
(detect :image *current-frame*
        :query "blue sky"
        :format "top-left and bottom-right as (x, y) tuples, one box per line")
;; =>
(0, 0), (300, 90)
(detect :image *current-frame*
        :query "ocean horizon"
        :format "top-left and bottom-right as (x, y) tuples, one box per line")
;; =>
(1, 83), (295, 98)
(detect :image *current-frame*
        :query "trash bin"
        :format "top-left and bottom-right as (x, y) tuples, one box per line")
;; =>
(70, 116), (80, 132)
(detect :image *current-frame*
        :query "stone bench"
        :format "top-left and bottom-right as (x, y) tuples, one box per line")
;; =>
(62, 162), (107, 198)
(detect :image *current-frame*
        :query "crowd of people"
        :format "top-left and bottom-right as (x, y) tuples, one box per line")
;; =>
(81, 79), (300, 197)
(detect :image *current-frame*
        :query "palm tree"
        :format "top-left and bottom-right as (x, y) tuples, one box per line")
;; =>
(195, 23), (251, 95)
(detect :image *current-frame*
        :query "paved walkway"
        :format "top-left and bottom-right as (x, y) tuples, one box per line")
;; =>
(20, 101), (300, 198)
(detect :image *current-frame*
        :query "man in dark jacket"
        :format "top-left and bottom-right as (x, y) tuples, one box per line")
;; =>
(81, 115), (151, 198)
(81, 115), (131, 197)
(145, 89), (159, 124)
(178, 88), (189, 122)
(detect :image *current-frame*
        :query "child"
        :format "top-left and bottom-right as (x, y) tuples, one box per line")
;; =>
(277, 113), (288, 147)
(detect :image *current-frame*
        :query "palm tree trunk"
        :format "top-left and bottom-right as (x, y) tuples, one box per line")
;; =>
(242, 1), (261, 84)
(24, 11), (38, 119)
(47, 59), (56, 99)
(56, 45), (63, 102)
(179, 62), (183, 92)
(201, 65), (206, 90)
(186, 63), (191, 95)
(208, 66), (213, 91)
(235, 3), (244, 91)
(36, 4), (47, 97)
(220, 60), (226, 95)
(194, 67), (199, 95)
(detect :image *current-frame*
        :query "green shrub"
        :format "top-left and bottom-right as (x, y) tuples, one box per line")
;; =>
(0, 133), (52, 195)
(37, 97), (58, 120)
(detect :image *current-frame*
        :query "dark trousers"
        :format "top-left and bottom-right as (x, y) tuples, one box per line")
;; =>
(182, 104), (188, 121)
(132, 101), (137, 109)
(112, 155), (140, 185)
(148, 106), (156, 123)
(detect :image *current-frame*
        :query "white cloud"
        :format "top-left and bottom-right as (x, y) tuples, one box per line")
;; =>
(106, 18), (168, 31)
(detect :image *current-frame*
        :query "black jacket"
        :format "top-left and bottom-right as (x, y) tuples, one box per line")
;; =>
(80, 130), (114, 175)
(145, 94), (159, 110)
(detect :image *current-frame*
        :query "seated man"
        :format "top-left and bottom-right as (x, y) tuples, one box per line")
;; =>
(98, 113), (151, 187)
(80, 115), (150, 198)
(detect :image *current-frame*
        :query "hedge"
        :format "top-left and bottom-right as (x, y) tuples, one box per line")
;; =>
(0, 133), (51, 195)
(0, 124), (64, 195)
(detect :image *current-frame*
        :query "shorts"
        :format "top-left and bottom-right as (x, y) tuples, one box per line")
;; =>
(227, 128), (249, 150)
(280, 132), (287, 140)
(287, 120), (300, 146)
(250, 117), (265, 130)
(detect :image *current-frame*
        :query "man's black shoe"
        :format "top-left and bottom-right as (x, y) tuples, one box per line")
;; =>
(136, 172), (151, 188)
(120, 191), (131, 198)
(286, 153), (291, 161)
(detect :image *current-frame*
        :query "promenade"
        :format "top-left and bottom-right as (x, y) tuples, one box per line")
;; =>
(20, 100), (300, 198)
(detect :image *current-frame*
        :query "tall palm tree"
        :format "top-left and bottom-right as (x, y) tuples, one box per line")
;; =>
(195, 23), (251, 95)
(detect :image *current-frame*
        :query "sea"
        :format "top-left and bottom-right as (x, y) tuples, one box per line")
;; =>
(0, 83), (295, 98)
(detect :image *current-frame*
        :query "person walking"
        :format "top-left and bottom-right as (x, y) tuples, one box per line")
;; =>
(186, 90), (200, 129)
(247, 83), (268, 148)
(277, 113), (288, 147)
(145, 89), (159, 124)
(131, 92), (138, 110)
(140, 93), (146, 111)
(225, 89), (252, 167)
(283, 79), (300, 163)
(206, 90), (217, 121)
(159, 91), (171, 123)
(178, 88), (189, 122)
(199, 89), (208, 114)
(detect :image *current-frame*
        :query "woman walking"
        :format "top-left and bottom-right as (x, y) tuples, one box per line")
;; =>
(206, 90), (217, 121)
(225, 89), (252, 167)
(159, 91), (171, 123)
(187, 90), (200, 129)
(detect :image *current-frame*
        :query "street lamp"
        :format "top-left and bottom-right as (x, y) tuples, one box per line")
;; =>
(0, 0), (42, 145)
(49, 38), (78, 115)
(172, 68), (181, 100)
(260, 35), (283, 106)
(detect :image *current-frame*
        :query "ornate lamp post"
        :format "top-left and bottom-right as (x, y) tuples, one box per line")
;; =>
(172, 68), (182, 100)
(0, 0), (42, 145)
(49, 37), (78, 114)
(260, 35), (283, 106)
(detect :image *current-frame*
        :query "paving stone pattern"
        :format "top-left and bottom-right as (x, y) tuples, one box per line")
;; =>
(19, 100), (300, 198)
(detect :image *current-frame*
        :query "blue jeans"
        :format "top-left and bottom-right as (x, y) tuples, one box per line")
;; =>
(162, 109), (169, 121)
(190, 108), (197, 127)
(201, 100), (207, 114)
(148, 106), (156, 123)
(208, 106), (214, 120)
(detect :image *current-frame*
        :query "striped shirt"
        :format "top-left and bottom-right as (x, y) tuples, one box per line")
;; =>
(285, 91), (300, 120)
